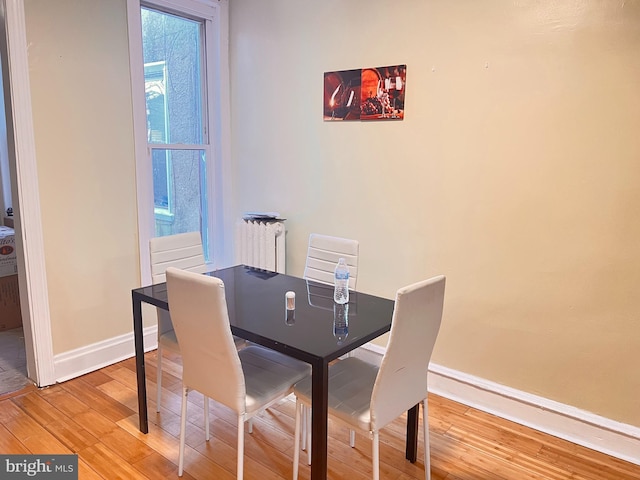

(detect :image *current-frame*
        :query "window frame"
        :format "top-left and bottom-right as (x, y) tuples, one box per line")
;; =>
(127, 0), (231, 284)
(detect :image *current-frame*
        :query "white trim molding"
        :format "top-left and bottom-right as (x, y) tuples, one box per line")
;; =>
(0, 0), (55, 387)
(54, 326), (158, 383)
(126, 0), (154, 285)
(357, 343), (640, 466)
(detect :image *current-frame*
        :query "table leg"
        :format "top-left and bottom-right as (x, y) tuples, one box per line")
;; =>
(406, 404), (419, 462)
(133, 295), (148, 433)
(310, 360), (329, 480)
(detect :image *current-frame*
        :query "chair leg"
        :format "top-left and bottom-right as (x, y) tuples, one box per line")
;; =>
(178, 387), (188, 477)
(237, 415), (245, 480)
(372, 430), (380, 480)
(422, 399), (430, 480)
(293, 399), (302, 480)
(204, 396), (210, 441)
(349, 429), (356, 447)
(306, 404), (311, 465)
(248, 418), (253, 434)
(301, 404), (306, 451)
(156, 344), (163, 412)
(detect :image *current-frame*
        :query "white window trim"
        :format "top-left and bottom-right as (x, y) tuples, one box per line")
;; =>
(127, 0), (231, 285)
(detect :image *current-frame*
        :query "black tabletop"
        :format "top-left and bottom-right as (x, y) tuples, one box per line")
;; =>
(132, 265), (395, 362)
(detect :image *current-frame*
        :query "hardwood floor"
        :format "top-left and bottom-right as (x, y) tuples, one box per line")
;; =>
(0, 351), (638, 479)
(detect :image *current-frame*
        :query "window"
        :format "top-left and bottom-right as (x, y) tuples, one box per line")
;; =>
(143, 61), (172, 218)
(142, 6), (208, 242)
(128, 0), (230, 276)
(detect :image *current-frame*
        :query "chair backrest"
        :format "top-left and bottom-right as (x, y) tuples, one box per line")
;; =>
(303, 233), (359, 290)
(370, 275), (446, 430)
(150, 232), (208, 336)
(165, 267), (246, 413)
(149, 232), (207, 284)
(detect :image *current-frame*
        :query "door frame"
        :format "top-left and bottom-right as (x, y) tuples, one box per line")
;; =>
(0, 0), (55, 387)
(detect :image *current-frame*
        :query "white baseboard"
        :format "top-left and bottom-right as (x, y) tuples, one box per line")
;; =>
(356, 343), (640, 466)
(52, 334), (640, 466)
(54, 326), (158, 383)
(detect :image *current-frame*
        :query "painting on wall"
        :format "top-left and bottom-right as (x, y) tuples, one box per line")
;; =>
(323, 69), (361, 121)
(323, 64), (406, 122)
(360, 65), (406, 121)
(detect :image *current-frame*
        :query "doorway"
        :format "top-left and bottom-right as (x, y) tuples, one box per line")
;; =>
(0, 0), (56, 392)
(0, 11), (28, 397)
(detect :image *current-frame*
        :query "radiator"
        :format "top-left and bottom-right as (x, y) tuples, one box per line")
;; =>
(236, 219), (286, 273)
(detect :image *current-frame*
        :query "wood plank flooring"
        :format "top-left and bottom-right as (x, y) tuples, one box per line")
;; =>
(0, 350), (638, 479)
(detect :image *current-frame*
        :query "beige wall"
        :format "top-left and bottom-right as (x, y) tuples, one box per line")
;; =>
(229, 0), (640, 427)
(24, 0), (140, 353)
(17, 0), (640, 431)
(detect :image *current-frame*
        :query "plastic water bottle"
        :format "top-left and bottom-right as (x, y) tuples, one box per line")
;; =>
(333, 257), (349, 304)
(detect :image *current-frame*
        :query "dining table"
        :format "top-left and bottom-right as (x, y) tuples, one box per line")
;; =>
(131, 264), (420, 480)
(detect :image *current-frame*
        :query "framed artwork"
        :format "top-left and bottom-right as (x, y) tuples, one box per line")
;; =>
(323, 69), (361, 121)
(323, 64), (406, 122)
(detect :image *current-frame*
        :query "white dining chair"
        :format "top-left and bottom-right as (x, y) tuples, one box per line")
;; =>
(292, 275), (446, 480)
(301, 233), (360, 450)
(149, 232), (207, 412)
(166, 267), (311, 479)
(303, 233), (359, 290)
(149, 232), (248, 413)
